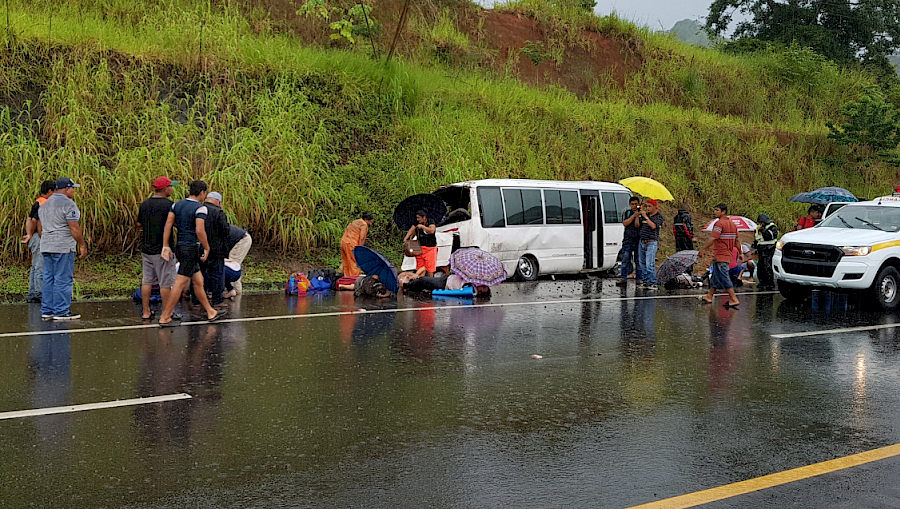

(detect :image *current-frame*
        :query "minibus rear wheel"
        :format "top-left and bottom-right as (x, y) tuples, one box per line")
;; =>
(515, 255), (539, 282)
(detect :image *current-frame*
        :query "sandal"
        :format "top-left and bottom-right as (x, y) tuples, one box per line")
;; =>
(699, 297), (714, 304)
(208, 310), (228, 322)
(141, 311), (156, 320)
(723, 302), (740, 309)
(158, 319), (181, 328)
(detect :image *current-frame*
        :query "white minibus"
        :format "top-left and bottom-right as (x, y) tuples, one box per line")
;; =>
(401, 179), (634, 280)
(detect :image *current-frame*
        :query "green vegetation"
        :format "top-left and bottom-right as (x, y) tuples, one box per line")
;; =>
(0, 0), (899, 299)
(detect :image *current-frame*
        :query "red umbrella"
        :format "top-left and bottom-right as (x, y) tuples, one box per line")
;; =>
(702, 216), (758, 232)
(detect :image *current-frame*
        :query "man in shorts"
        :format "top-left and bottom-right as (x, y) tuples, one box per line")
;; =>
(157, 180), (226, 326)
(699, 203), (740, 308)
(137, 176), (179, 320)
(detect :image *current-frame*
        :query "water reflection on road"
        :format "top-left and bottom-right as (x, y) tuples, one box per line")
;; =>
(2, 282), (900, 507)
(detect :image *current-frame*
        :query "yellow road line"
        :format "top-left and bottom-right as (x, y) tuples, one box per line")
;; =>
(624, 443), (900, 509)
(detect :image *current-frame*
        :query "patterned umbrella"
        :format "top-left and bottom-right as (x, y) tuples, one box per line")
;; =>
(789, 187), (857, 205)
(449, 248), (508, 287)
(657, 250), (699, 285)
(702, 216), (758, 232)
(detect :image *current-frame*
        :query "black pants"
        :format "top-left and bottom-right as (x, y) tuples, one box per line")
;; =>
(675, 236), (694, 252)
(757, 246), (776, 288)
(201, 258), (225, 305)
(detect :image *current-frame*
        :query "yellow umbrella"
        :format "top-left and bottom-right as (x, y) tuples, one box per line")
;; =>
(618, 176), (674, 201)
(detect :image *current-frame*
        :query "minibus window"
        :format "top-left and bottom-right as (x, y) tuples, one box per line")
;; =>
(478, 187), (505, 228)
(561, 191), (581, 224)
(522, 189), (544, 225)
(545, 190), (563, 224)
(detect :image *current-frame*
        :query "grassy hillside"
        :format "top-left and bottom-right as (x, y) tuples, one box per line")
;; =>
(0, 0), (898, 297)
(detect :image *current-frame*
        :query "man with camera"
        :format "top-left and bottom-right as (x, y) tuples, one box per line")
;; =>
(617, 196), (642, 286)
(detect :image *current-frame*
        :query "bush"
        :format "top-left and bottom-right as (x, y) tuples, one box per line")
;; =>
(827, 86), (900, 152)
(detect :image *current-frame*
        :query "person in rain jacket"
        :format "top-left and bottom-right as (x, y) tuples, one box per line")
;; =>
(753, 214), (779, 290)
(673, 203), (694, 252)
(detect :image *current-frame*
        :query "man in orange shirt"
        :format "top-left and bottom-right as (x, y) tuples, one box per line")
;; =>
(699, 203), (740, 308)
(21, 181), (57, 303)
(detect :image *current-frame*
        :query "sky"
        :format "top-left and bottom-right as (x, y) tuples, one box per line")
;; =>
(595, 0), (714, 31)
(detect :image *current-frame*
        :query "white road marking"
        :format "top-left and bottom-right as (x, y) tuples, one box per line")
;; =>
(0, 291), (780, 339)
(771, 323), (900, 339)
(0, 393), (192, 420)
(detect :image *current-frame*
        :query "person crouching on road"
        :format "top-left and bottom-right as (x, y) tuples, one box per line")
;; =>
(637, 199), (664, 290)
(404, 210), (437, 277)
(223, 224), (252, 298)
(753, 214), (779, 290)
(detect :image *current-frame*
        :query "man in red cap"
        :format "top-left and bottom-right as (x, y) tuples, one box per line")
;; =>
(136, 176), (178, 320)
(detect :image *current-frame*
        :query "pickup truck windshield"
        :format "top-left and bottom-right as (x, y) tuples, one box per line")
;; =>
(818, 205), (900, 232)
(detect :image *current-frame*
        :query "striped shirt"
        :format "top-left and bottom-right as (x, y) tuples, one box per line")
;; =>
(712, 216), (738, 263)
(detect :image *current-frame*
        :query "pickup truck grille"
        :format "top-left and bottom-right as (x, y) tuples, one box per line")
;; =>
(781, 243), (843, 277)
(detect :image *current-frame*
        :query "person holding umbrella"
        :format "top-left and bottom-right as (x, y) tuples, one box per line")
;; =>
(404, 210), (437, 276)
(340, 212), (374, 277)
(794, 204), (823, 231)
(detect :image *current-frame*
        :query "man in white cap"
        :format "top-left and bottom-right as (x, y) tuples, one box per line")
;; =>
(201, 191), (230, 306)
(38, 177), (88, 320)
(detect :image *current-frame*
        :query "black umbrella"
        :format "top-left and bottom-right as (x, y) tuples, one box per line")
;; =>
(393, 194), (447, 230)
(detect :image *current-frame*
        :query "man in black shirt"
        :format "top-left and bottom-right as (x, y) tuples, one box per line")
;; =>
(617, 196), (641, 286)
(137, 176), (178, 320)
(21, 180), (56, 303)
(201, 191), (230, 306)
(637, 199), (665, 290)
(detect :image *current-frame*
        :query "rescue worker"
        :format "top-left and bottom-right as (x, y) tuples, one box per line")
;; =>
(673, 203), (694, 252)
(753, 214), (779, 290)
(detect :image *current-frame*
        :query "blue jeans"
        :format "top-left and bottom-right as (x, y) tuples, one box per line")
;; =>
(637, 240), (659, 284)
(27, 234), (43, 300)
(41, 252), (75, 316)
(620, 241), (638, 280)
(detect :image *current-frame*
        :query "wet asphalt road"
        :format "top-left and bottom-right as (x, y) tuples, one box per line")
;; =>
(2, 280), (900, 508)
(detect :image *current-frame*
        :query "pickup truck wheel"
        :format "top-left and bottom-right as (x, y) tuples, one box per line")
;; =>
(778, 281), (811, 302)
(871, 266), (900, 311)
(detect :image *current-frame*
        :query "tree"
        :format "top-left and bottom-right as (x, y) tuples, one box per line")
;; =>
(705, 0), (900, 73)
(826, 86), (900, 151)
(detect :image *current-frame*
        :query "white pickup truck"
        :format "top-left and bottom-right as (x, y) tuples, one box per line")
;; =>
(773, 195), (900, 310)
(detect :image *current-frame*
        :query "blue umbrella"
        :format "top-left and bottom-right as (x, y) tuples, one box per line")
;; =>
(789, 187), (857, 205)
(353, 246), (400, 294)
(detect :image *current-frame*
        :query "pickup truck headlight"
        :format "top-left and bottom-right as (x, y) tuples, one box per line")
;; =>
(841, 246), (872, 256)
(776, 240), (785, 251)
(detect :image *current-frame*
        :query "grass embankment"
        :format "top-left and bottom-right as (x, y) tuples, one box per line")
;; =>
(0, 0), (896, 299)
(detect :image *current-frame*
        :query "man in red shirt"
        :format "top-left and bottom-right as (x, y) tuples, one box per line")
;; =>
(699, 203), (740, 308)
(794, 204), (823, 230)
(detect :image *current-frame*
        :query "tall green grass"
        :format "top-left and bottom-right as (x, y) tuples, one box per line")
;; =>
(0, 0), (897, 265)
